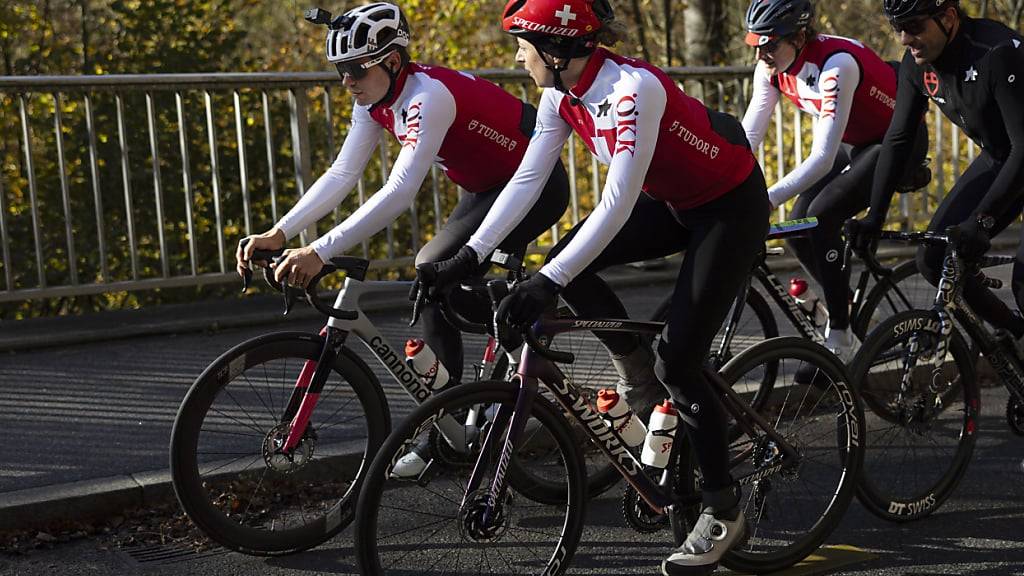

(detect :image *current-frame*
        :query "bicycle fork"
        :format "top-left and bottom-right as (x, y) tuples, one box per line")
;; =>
(279, 326), (345, 454)
(461, 376), (539, 526)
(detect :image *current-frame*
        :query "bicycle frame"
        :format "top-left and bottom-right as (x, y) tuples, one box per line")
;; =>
(715, 246), (918, 363)
(466, 318), (806, 519)
(279, 276), (498, 453)
(926, 246), (1024, 406)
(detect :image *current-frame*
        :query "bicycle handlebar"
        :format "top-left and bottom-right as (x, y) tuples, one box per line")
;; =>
(843, 220), (1007, 290)
(239, 238), (368, 320)
(484, 279), (574, 364)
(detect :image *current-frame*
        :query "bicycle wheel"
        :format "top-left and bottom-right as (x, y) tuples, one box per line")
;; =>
(355, 379), (586, 575)
(170, 331), (389, 555)
(714, 337), (864, 573)
(854, 259), (934, 338)
(849, 309), (978, 522)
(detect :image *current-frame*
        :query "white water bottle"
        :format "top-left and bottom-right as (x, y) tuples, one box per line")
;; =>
(596, 389), (647, 448)
(641, 401), (679, 469)
(405, 339), (451, 393)
(789, 277), (829, 327)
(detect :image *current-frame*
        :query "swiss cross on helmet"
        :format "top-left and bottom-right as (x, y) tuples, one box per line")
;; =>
(744, 0), (814, 47)
(323, 2), (410, 64)
(502, 0), (613, 59)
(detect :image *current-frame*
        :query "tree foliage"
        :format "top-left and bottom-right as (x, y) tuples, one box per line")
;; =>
(1, 1), (1024, 319)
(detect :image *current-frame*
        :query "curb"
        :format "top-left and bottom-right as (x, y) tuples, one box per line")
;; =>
(0, 454), (366, 533)
(0, 471), (168, 533)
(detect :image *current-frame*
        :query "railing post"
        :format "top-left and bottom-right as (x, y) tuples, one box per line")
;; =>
(115, 94), (139, 281)
(0, 167), (11, 291)
(234, 90), (252, 237)
(177, 92), (199, 276)
(19, 95), (47, 288)
(53, 92), (80, 285)
(289, 88), (316, 245)
(146, 92), (169, 278)
(204, 91), (227, 273)
(84, 94), (109, 281)
(262, 91), (280, 224)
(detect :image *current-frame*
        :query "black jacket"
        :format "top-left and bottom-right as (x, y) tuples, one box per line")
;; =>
(868, 17), (1024, 222)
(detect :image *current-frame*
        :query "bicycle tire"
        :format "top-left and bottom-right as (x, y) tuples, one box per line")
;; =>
(355, 379), (586, 575)
(850, 309), (978, 522)
(715, 337), (864, 573)
(170, 331), (389, 555)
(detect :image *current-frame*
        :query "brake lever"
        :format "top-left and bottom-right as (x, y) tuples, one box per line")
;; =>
(410, 283), (426, 327)
(242, 267), (253, 293)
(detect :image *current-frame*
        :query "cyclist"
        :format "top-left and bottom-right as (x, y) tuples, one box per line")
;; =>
(742, 0), (927, 364)
(427, 1), (767, 572)
(235, 2), (570, 474)
(857, 0), (1024, 342)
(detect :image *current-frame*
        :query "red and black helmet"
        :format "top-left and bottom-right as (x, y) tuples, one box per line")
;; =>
(502, 0), (613, 59)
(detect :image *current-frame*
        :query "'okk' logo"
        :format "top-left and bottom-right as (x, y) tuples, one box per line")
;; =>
(594, 94), (639, 158)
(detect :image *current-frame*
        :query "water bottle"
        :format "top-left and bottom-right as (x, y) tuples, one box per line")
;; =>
(596, 389), (647, 448)
(789, 277), (829, 327)
(641, 400), (679, 469)
(405, 339), (451, 393)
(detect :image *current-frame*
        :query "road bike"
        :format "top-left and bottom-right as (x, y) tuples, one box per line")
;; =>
(849, 224), (1022, 521)
(354, 277), (865, 575)
(169, 247), (567, 555)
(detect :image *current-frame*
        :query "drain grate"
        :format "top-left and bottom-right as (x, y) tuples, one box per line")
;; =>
(121, 542), (227, 566)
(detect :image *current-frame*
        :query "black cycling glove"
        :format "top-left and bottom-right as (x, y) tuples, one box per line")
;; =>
(957, 219), (992, 260)
(416, 245), (481, 299)
(850, 217), (882, 255)
(497, 273), (561, 327)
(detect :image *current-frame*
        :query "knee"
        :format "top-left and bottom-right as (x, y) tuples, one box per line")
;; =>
(654, 338), (700, 394)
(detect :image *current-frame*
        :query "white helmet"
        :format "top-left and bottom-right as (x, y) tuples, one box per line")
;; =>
(325, 2), (411, 64)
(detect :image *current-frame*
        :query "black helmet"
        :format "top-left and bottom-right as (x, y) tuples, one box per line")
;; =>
(745, 0), (814, 47)
(883, 0), (957, 23)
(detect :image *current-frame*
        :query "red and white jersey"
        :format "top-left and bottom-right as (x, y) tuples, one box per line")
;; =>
(468, 48), (756, 286)
(276, 63), (532, 260)
(743, 35), (897, 205)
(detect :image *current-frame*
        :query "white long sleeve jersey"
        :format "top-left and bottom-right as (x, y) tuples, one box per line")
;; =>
(275, 63), (533, 260)
(741, 35), (898, 207)
(467, 48), (756, 287)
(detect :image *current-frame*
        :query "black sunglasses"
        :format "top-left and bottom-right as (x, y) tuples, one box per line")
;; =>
(334, 52), (392, 80)
(757, 38), (784, 53)
(890, 16), (931, 36)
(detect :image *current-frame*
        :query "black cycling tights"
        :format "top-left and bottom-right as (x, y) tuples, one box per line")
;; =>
(415, 161), (570, 383)
(788, 125), (927, 331)
(917, 151), (1024, 337)
(549, 167), (770, 493)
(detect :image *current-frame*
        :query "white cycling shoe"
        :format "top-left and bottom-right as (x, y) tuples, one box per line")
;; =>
(661, 507), (746, 575)
(390, 441), (429, 479)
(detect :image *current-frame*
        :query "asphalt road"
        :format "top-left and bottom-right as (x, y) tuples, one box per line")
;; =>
(2, 260), (1024, 575)
(2, 384), (1022, 576)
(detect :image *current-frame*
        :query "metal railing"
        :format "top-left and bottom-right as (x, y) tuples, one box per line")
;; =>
(0, 67), (963, 303)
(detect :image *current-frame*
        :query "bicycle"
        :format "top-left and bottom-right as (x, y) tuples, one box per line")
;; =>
(169, 246), (600, 556)
(354, 278), (866, 575)
(848, 224), (1022, 522)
